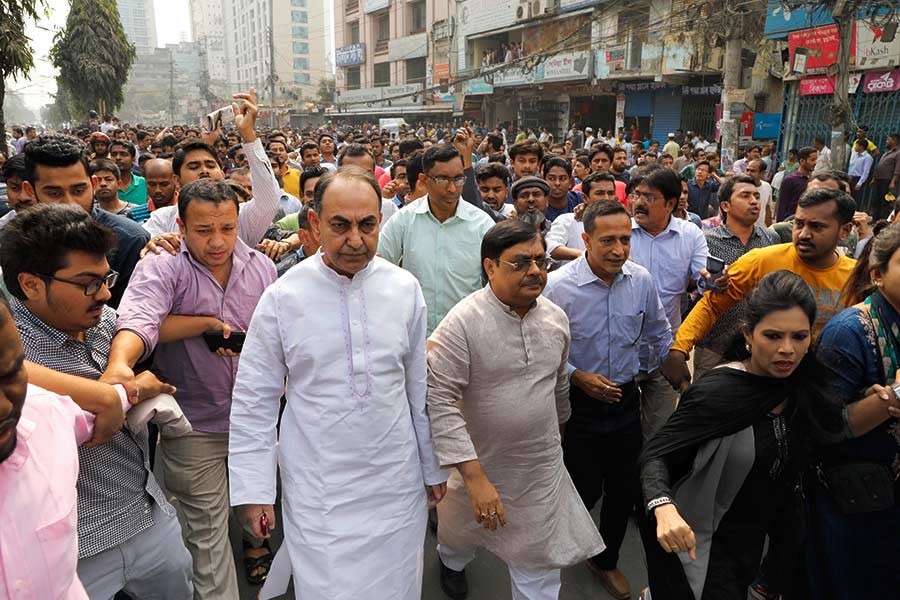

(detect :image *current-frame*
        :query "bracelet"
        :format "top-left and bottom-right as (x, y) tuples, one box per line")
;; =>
(647, 496), (673, 512)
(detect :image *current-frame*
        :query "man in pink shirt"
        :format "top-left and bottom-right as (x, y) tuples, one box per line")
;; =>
(0, 296), (177, 599)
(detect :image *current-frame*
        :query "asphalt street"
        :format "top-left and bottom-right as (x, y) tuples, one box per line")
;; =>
(229, 504), (649, 600)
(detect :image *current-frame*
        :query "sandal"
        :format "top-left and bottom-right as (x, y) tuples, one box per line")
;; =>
(242, 539), (273, 585)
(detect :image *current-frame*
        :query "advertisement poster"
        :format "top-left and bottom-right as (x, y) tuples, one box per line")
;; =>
(862, 69), (900, 93)
(856, 21), (900, 70)
(615, 94), (625, 133)
(789, 24), (855, 75)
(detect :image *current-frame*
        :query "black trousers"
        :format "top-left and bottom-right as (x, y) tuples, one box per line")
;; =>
(873, 178), (895, 222)
(563, 382), (642, 570)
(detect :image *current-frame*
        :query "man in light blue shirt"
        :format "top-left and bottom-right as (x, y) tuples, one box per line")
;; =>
(628, 165), (711, 439)
(848, 138), (874, 202)
(543, 199), (671, 600)
(379, 145), (495, 335)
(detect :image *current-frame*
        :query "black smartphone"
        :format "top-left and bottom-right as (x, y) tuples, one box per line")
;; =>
(202, 331), (246, 353)
(706, 255), (726, 275)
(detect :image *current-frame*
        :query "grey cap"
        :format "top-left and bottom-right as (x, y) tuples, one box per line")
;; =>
(509, 176), (550, 199)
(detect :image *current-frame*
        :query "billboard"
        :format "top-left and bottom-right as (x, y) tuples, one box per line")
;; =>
(788, 24), (853, 75)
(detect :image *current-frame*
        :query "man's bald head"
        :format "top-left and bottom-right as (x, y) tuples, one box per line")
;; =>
(145, 158), (177, 207)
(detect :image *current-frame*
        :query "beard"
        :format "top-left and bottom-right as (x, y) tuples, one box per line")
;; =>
(518, 211), (545, 228)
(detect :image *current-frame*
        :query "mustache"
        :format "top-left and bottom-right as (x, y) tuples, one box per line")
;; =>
(518, 212), (546, 226)
(522, 276), (544, 286)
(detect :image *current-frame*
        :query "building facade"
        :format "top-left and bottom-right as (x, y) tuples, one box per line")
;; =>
(189, 0), (230, 104)
(331, 0), (455, 119)
(117, 0), (158, 56)
(222, 0), (328, 111)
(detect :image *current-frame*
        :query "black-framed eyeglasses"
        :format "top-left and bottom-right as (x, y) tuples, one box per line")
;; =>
(427, 174), (467, 188)
(38, 270), (119, 296)
(497, 257), (552, 272)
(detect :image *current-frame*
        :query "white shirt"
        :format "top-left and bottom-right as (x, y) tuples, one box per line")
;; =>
(813, 146), (832, 174)
(142, 139), (280, 246)
(546, 213), (585, 263)
(584, 136), (595, 149)
(228, 253), (445, 599)
(694, 140), (710, 151)
(756, 180), (773, 228)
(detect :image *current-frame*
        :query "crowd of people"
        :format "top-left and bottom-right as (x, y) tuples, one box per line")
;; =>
(1, 90), (899, 600)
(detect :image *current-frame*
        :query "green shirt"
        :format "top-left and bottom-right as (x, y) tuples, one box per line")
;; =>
(118, 173), (148, 206)
(378, 196), (495, 335)
(276, 212), (300, 232)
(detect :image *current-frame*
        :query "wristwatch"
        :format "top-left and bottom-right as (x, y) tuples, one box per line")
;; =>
(890, 381), (900, 398)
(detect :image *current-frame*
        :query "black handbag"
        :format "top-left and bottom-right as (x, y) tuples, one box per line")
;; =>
(820, 461), (896, 514)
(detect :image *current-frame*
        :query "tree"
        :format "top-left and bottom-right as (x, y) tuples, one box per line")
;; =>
(50, 0), (135, 119)
(317, 77), (336, 107)
(0, 0), (49, 153)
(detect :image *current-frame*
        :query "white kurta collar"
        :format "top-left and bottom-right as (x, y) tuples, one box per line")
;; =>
(313, 250), (377, 286)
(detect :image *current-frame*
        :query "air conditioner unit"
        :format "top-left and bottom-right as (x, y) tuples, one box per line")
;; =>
(535, 0), (559, 16)
(516, 0), (532, 21)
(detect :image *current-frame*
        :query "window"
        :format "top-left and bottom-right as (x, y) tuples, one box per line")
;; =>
(291, 0), (306, 6)
(293, 41), (309, 54)
(377, 12), (390, 41)
(406, 57), (426, 84)
(293, 57), (309, 70)
(348, 21), (360, 44)
(374, 62), (391, 87)
(294, 73), (311, 84)
(410, 0), (426, 34)
(292, 10), (307, 23)
(346, 66), (361, 90)
(292, 26), (308, 38)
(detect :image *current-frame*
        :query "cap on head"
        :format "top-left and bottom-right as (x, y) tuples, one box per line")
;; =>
(509, 176), (550, 199)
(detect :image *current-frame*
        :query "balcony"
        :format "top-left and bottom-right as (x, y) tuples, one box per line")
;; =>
(345, 0), (359, 14)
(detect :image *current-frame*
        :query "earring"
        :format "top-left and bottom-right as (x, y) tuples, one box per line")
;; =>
(745, 342), (752, 354)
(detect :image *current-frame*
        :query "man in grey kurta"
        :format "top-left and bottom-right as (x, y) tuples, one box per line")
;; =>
(426, 220), (604, 600)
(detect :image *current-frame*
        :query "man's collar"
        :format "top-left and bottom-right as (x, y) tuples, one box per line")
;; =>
(414, 195), (474, 221)
(10, 297), (93, 348)
(632, 215), (678, 236)
(574, 254), (632, 287)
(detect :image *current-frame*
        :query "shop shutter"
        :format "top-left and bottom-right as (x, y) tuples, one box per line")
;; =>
(624, 91), (652, 116)
(651, 89), (683, 145)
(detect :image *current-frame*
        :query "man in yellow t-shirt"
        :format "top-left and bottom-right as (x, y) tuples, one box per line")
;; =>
(662, 187), (856, 389)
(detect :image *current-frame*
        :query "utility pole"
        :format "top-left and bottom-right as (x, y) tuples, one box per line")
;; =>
(268, 0), (277, 127)
(168, 47), (176, 123)
(831, 0), (853, 171)
(718, 35), (742, 172)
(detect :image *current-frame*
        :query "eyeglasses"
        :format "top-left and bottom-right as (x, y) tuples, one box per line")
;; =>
(498, 257), (552, 272)
(235, 154), (246, 161)
(38, 270), (119, 296)
(427, 174), (467, 188)
(628, 192), (663, 203)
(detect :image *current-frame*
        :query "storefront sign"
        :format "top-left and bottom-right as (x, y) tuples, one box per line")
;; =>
(764, 0), (834, 39)
(616, 81), (670, 93)
(458, 0), (517, 37)
(335, 43), (366, 67)
(432, 18), (455, 41)
(464, 77), (494, 95)
(492, 65), (534, 87)
(856, 21), (900, 70)
(363, 0), (389, 13)
(338, 84), (423, 107)
(682, 83), (722, 96)
(740, 112), (755, 137)
(862, 69), (900, 93)
(788, 24), (852, 75)
(798, 73), (863, 95)
(752, 113), (782, 139)
(536, 51), (590, 83)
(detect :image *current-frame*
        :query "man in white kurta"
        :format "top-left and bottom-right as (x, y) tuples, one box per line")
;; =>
(427, 220), (604, 600)
(227, 167), (447, 599)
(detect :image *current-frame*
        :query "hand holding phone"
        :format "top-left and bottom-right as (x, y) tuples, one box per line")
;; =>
(202, 330), (246, 354)
(706, 255), (726, 275)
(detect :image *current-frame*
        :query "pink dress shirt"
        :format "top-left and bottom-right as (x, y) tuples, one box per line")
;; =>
(0, 384), (129, 599)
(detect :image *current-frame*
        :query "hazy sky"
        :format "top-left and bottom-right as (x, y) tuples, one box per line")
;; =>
(8, 0), (192, 112)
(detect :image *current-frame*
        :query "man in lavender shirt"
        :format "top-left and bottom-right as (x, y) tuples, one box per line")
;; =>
(104, 94), (277, 600)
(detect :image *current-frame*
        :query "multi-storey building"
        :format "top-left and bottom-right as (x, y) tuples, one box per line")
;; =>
(223, 0), (328, 109)
(117, 0), (158, 55)
(331, 0), (457, 119)
(190, 0), (230, 103)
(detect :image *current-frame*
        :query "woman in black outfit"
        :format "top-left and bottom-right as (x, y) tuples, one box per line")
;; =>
(638, 270), (900, 600)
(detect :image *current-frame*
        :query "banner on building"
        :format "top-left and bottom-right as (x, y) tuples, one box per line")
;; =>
(798, 73), (863, 95)
(614, 94), (625, 133)
(606, 44), (626, 71)
(856, 21), (900, 70)
(682, 83), (722, 96)
(753, 113), (782, 139)
(764, 0), (834, 39)
(862, 69), (900, 93)
(464, 77), (495, 95)
(336, 44), (366, 67)
(788, 24), (853, 75)
(432, 63), (455, 102)
(740, 112), (755, 137)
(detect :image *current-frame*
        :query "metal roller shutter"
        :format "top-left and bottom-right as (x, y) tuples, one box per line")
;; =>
(625, 91), (652, 116)
(651, 89), (683, 145)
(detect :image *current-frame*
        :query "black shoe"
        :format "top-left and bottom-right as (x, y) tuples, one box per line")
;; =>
(439, 560), (468, 600)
